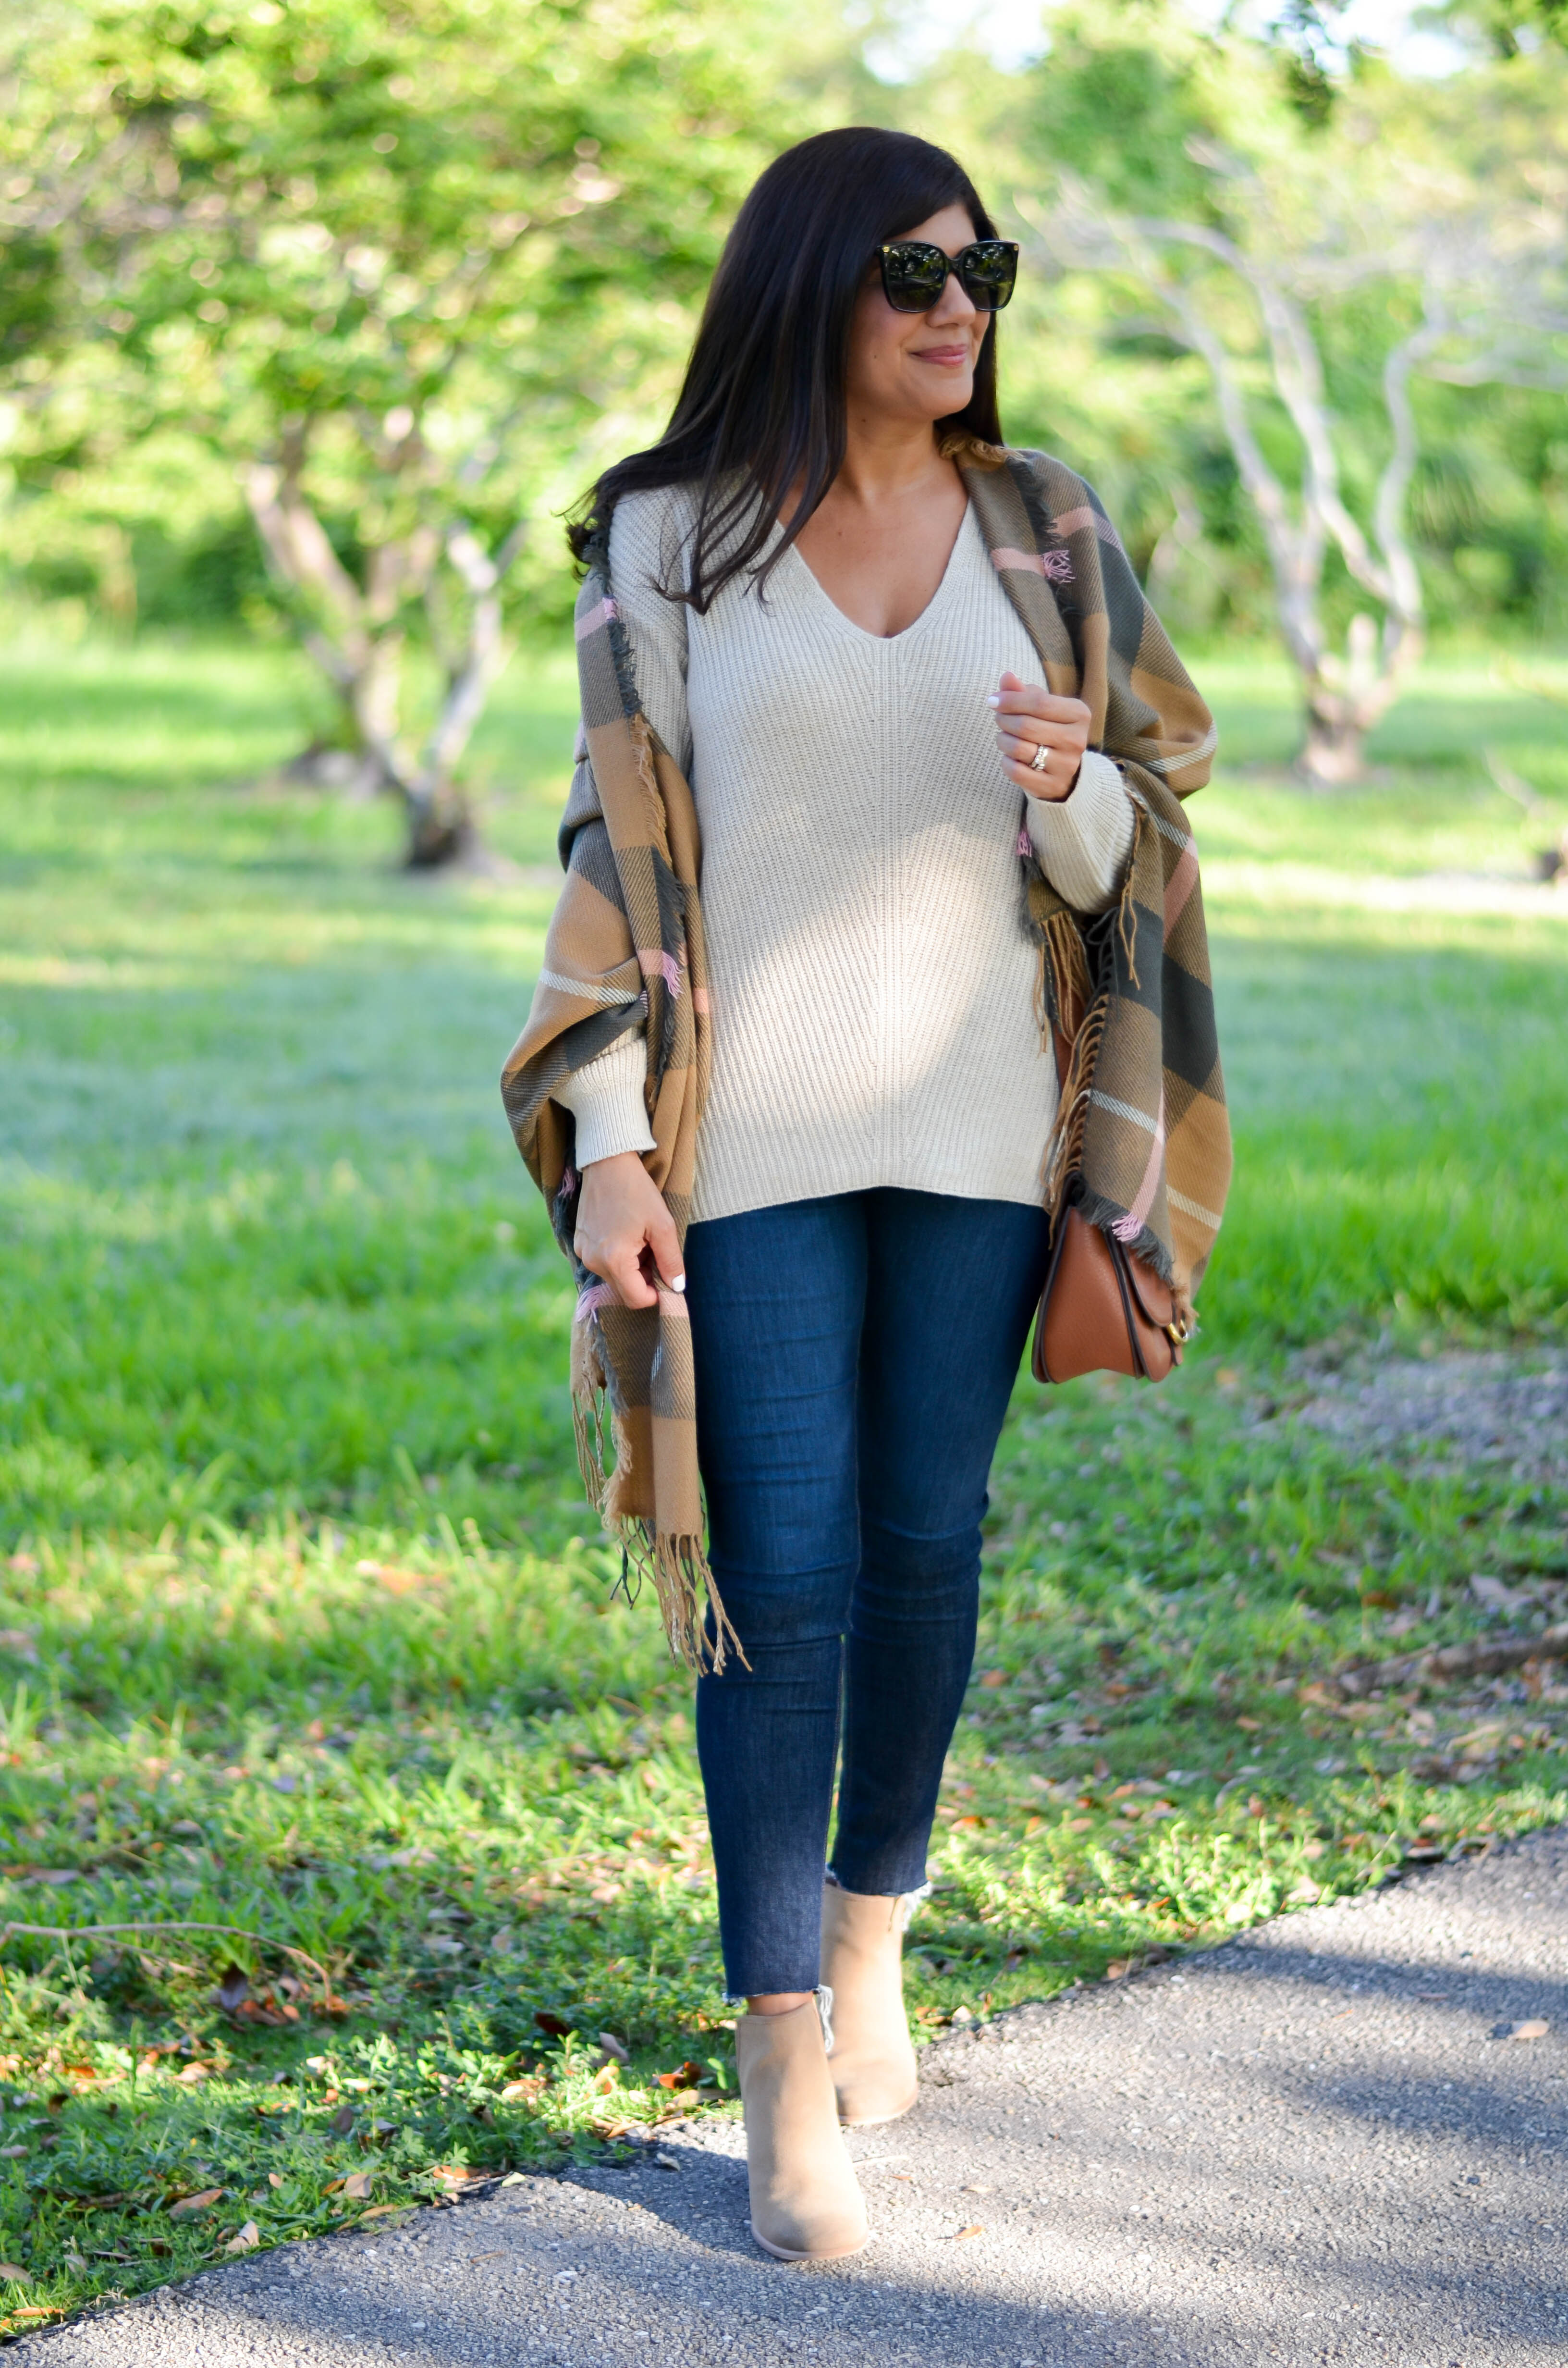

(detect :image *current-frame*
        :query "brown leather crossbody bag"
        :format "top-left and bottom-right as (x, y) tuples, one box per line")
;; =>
(1030, 1024), (1190, 1388)
(1031, 1200), (1188, 1384)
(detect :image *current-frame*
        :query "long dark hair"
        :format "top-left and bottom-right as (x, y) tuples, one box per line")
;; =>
(567, 127), (1005, 611)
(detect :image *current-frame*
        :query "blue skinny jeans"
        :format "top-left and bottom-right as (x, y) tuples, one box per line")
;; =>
(682, 1187), (1050, 1999)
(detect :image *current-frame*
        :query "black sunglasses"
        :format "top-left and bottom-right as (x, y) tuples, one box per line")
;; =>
(877, 238), (1019, 315)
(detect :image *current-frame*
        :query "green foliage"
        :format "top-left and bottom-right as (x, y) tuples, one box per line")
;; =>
(5, 0), (1566, 665)
(1019, 5), (1231, 218)
(0, 0), (846, 663)
(950, 17), (1568, 649)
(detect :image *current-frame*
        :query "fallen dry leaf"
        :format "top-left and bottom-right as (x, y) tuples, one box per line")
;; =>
(597, 2032), (631, 2065)
(224, 2222), (260, 2256)
(169, 2189), (224, 2218)
(950, 2223), (984, 2241)
(978, 1670), (1006, 1689)
(342, 2172), (374, 2199)
(654, 2060), (704, 2091)
(175, 2062), (210, 2085)
(357, 2203), (410, 2220)
(215, 1964), (250, 2014)
(1512, 2019), (1549, 2042)
(0, 2266), (32, 2286)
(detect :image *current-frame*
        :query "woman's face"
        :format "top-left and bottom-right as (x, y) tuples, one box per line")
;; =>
(845, 202), (988, 432)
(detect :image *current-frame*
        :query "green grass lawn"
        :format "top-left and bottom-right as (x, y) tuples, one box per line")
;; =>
(0, 630), (1566, 2332)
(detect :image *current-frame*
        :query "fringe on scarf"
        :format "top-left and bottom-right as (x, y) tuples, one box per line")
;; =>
(1037, 902), (1101, 1219)
(569, 1310), (745, 1677)
(569, 1309), (614, 1507)
(1116, 799), (1146, 990)
(1041, 990), (1108, 1217)
(1035, 905), (1091, 1047)
(650, 1530), (745, 1678)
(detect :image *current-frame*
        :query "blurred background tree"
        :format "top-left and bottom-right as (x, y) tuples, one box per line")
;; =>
(0, 0), (857, 858)
(1010, 26), (1568, 776)
(2, 0), (1565, 816)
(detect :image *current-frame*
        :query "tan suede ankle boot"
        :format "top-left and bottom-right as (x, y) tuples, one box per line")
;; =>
(819, 1882), (920, 2128)
(734, 1993), (869, 2262)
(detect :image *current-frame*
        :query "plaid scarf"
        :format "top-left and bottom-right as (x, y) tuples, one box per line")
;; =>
(501, 442), (1231, 1670)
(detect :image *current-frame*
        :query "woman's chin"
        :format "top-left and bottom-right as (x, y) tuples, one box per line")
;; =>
(911, 377), (975, 424)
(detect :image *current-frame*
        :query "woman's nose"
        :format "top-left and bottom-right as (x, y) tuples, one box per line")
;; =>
(927, 269), (977, 327)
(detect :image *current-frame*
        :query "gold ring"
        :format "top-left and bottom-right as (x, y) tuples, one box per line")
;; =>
(1029, 741), (1051, 772)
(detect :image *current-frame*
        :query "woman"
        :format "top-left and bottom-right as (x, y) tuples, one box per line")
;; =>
(503, 125), (1223, 2263)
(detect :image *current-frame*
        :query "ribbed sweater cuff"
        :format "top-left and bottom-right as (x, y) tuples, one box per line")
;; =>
(551, 1032), (655, 1168)
(1026, 750), (1135, 913)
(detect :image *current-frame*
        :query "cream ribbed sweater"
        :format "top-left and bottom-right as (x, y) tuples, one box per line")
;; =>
(553, 483), (1135, 1224)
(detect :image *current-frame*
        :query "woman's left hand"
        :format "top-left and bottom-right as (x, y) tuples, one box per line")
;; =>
(990, 671), (1092, 803)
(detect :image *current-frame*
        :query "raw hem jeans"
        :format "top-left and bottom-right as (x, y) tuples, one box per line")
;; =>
(683, 1187), (1050, 1999)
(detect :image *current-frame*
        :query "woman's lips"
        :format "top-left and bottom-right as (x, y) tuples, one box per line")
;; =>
(913, 344), (970, 365)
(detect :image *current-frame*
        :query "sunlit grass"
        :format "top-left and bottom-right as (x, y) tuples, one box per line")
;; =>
(0, 630), (1564, 2329)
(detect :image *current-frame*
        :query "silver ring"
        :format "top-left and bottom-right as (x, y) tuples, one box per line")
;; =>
(1029, 740), (1051, 772)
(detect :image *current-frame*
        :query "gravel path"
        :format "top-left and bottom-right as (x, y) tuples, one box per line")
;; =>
(1297, 1351), (1568, 1481)
(13, 1826), (1566, 2368)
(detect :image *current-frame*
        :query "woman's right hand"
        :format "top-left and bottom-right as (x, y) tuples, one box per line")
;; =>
(573, 1151), (686, 1309)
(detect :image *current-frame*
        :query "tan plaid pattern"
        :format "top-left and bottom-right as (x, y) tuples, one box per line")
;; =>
(959, 444), (1231, 1309)
(502, 449), (1230, 1666)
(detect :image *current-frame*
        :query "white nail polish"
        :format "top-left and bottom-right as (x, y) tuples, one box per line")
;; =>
(672, 1274), (686, 1293)
(986, 694), (1001, 707)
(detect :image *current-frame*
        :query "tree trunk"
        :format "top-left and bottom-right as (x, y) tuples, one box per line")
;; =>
(404, 778), (475, 868)
(1298, 704), (1370, 785)
(244, 434), (526, 868)
(1295, 610), (1422, 786)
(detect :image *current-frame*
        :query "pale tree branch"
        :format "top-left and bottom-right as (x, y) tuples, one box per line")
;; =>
(1125, 213), (1407, 620)
(407, 520), (530, 830)
(1019, 176), (1452, 776)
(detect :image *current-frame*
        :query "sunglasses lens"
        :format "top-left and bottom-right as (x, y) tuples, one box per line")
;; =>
(881, 242), (948, 312)
(959, 241), (1018, 310)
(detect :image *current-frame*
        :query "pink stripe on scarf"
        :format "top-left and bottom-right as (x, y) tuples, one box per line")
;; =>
(1052, 505), (1124, 552)
(575, 1281), (618, 1322)
(991, 545), (1073, 584)
(1164, 838), (1200, 932)
(574, 596), (618, 642)
(638, 947), (682, 997)
(1111, 1085), (1167, 1242)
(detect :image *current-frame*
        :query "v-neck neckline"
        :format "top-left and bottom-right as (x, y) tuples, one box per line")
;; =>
(780, 499), (977, 647)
